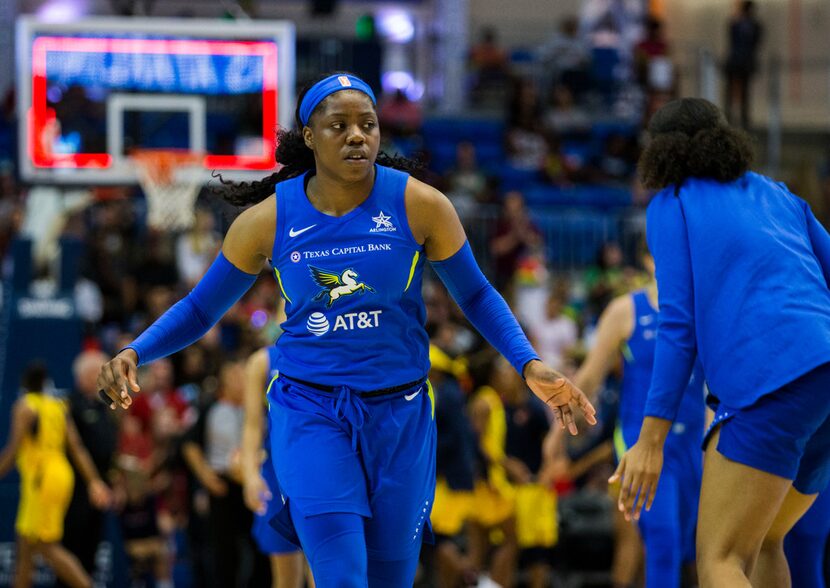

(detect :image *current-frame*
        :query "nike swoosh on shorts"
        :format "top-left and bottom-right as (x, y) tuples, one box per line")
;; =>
(404, 387), (422, 401)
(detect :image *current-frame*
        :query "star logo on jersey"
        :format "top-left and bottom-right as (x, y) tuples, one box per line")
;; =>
(370, 211), (396, 233)
(309, 265), (375, 307)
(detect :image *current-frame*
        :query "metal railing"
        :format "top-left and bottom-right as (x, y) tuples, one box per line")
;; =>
(461, 204), (648, 274)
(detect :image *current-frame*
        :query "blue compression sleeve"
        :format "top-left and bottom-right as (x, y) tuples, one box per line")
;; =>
(430, 241), (540, 376)
(126, 252), (258, 366)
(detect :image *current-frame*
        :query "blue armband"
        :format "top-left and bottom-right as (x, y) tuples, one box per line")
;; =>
(430, 241), (540, 376)
(126, 252), (258, 366)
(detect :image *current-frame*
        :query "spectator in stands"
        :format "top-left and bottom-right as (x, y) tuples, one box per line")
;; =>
(531, 284), (579, 372)
(724, 1), (763, 129)
(84, 197), (139, 325)
(634, 16), (670, 88)
(134, 232), (180, 307)
(584, 241), (626, 320)
(543, 133), (578, 186)
(590, 133), (639, 183)
(61, 350), (120, 585)
(114, 453), (173, 588)
(537, 16), (591, 97)
(635, 16), (676, 121)
(490, 191), (544, 292)
(378, 89), (423, 138)
(505, 79), (548, 173)
(469, 27), (510, 103)
(182, 359), (270, 588)
(543, 84), (592, 139)
(131, 358), (192, 436)
(0, 189), (23, 273)
(176, 207), (220, 288)
(445, 141), (489, 218)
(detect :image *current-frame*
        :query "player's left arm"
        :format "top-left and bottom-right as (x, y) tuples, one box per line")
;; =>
(98, 197), (275, 410)
(406, 179), (596, 434)
(65, 415), (112, 509)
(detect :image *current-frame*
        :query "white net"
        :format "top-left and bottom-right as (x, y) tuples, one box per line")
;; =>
(131, 150), (204, 231)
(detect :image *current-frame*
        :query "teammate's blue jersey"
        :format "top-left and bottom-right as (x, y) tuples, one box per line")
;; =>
(620, 290), (705, 453)
(270, 165), (429, 390)
(267, 346), (279, 386)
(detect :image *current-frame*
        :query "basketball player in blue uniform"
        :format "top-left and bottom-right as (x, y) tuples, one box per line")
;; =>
(241, 345), (309, 588)
(97, 72), (597, 586)
(574, 243), (704, 587)
(612, 98), (830, 587)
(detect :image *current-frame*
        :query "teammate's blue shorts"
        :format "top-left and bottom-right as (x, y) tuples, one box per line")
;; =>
(785, 489), (830, 588)
(252, 455), (301, 555)
(266, 375), (436, 561)
(704, 362), (830, 494)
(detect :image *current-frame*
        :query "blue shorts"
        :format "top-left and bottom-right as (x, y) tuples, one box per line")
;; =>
(252, 456), (301, 555)
(704, 362), (830, 494)
(266, 375), (436, 561)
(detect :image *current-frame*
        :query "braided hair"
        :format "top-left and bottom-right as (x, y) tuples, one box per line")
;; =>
(215, 72), (421, 207)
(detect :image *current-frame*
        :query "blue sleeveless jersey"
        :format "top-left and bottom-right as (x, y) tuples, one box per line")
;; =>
(619, 290), (705, 453)
(266, 345), (279, 386)
(271, 165), (429, 390)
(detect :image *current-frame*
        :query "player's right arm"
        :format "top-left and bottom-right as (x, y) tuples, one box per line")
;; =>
(573, 295), (633, 401)
(0, 399), (35, 477)
(97, 197), (276, 409)
(241, 348), (272, 515)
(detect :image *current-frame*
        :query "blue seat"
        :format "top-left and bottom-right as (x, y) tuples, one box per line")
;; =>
(576, 185), (632, 209)
(498, 166), (541, 192)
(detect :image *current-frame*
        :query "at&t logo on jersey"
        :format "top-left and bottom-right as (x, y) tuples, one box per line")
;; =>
(305, 310), (383, 336)
(370, 211), (396, 233)
(306, 312), (330, 336)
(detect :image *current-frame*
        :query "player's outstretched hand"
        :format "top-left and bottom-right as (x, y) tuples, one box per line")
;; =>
(97, 349), (140, 410)
(88, 478), (113, 510)
(609, 440), (664, 521)
(243, 472), (273, 516)
(524, 360), (597, 435)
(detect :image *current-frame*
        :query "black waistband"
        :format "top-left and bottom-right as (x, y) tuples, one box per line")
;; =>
(281, 374), (426, 398)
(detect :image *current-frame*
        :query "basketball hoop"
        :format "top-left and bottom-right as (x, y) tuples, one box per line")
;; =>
(131, 149), (204, 231)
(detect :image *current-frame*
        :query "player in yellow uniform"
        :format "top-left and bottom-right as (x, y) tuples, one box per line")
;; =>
(0, 363), (111, 588)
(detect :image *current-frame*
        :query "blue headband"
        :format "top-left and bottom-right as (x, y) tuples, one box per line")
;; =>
(299, 74), (377, 126)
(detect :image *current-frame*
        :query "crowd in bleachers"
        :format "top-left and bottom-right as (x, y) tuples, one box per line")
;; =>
(0, 9), (826, 588)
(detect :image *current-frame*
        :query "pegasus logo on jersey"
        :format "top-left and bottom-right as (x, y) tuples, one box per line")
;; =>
(306, 310), (383, 336)
(309, 266), (375, 307)
(370, 211), (396, 233)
